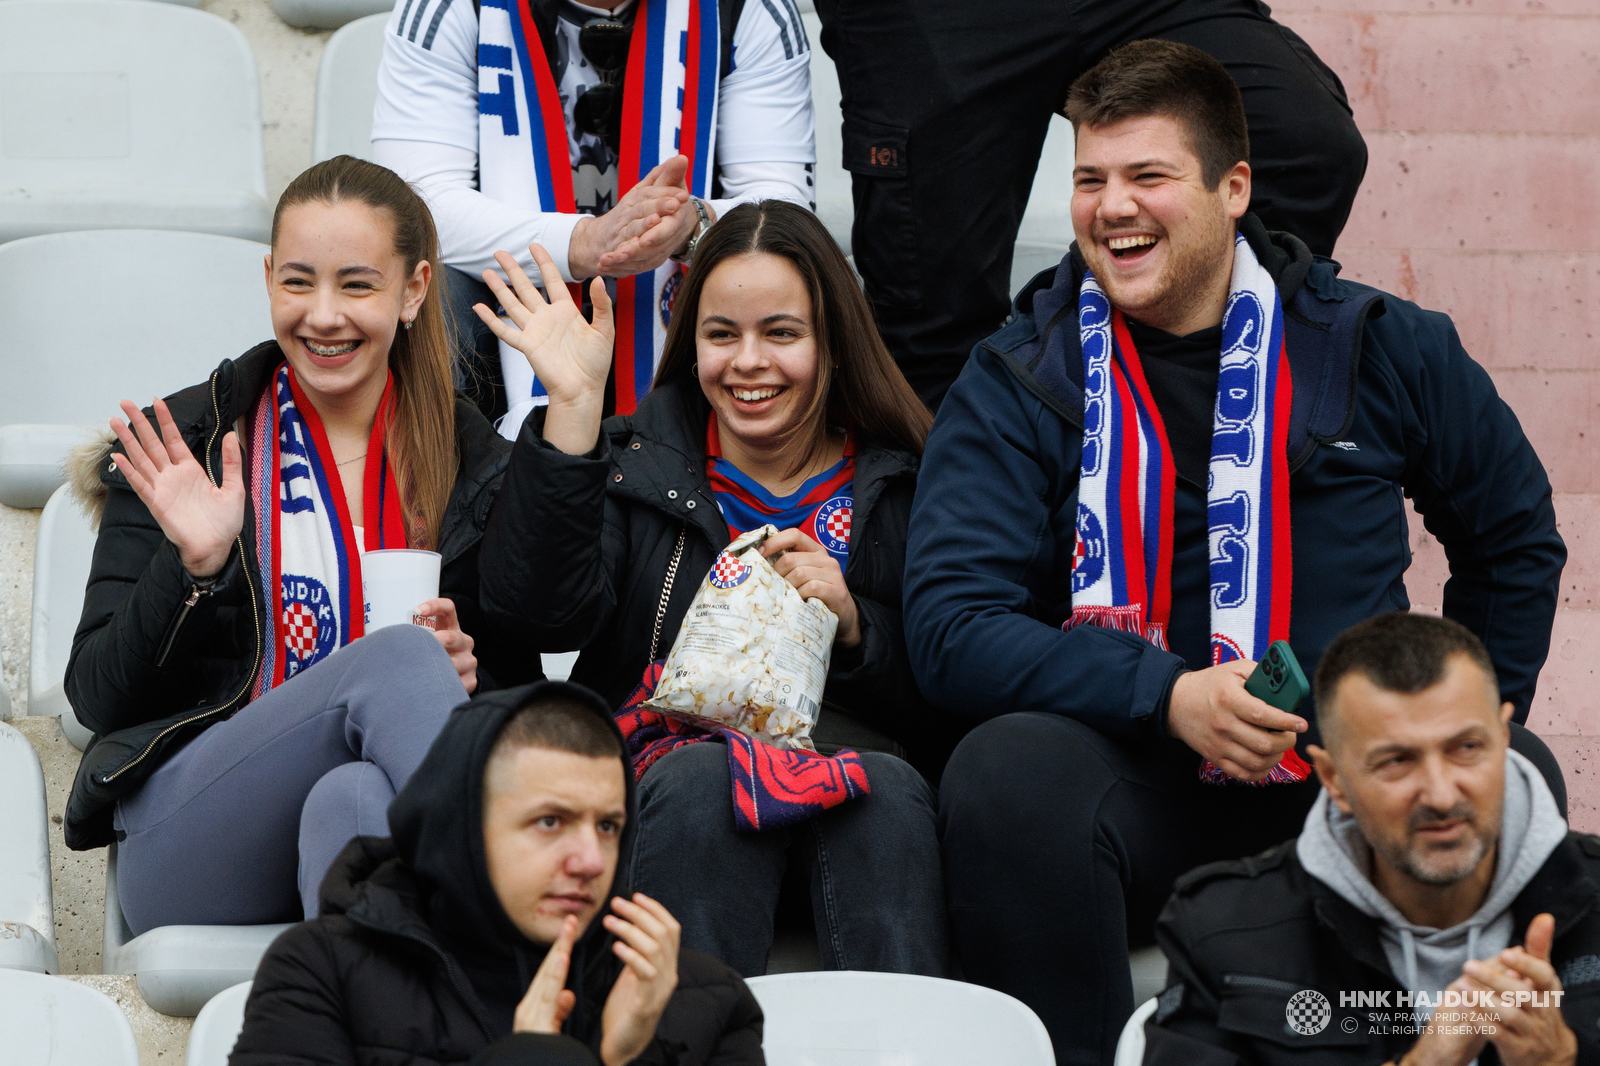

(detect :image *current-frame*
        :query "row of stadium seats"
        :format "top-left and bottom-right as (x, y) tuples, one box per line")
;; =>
(0, 966), (1076, 1065)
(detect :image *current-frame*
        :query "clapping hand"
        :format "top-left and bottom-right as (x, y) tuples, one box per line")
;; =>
(513, 914), (579, 1034)
(1460, 913), (1578, 1066)
(110, 398), (244, 579)
(568, 156), (699, 278)
(599, 893), (680, 1066)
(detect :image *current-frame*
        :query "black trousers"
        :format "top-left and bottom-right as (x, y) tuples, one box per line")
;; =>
(812, 0), (1370, 409)
(938, 712), (1568, 1066)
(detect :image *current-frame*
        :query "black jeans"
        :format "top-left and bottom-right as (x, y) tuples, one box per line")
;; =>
(628, 741), (950, 978)
(938, 712), (1568, 1066)
(813, 0), (1369, 409)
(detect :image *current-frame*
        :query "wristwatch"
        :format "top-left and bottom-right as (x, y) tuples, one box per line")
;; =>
(672, 196), (712, 264)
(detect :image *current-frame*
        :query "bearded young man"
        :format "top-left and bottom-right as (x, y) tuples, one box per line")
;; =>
(1148, 612), (1595, 1066)
(902, 40), (1568, 1066)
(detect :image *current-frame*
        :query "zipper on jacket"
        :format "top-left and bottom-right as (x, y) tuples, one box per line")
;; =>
(104, 371), (265, 785)
(153, 583), (208, 669)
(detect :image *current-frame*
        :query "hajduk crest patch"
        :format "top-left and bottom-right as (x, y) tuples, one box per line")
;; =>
(1067, 234), (1308, 785)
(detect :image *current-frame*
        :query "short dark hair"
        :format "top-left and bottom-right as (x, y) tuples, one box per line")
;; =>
(1314, 613), (1499, 747)
(1064, 39), (1250, 188)
(487, 694), (623, 781)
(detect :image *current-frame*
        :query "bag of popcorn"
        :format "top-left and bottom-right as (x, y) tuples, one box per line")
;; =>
(646, 524), (836, 749)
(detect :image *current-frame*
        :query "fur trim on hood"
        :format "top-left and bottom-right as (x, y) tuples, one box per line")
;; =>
(66, 433), (116, 529)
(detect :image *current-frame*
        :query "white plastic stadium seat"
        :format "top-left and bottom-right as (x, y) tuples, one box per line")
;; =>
(1129, 944), (1169, 1007)
(747, 971), (1053, 1065)
(0, 969), (140, 1065)
(0, 230), (272, 508)
(0, 722), (59, 974)
(0, 2), (270, 243)
(1114, 995), (1160, 1066)
(185, 980), (252, 1066)
(30, 485), (100, 751)
(312, 13), (390, 162)
(274, 0), (392, 31)
(1012, 113), (1075, 295)
(103, 844), (292, 1017)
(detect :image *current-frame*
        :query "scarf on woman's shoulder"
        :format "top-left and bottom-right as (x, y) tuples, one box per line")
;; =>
(248, 363), (408, 697)
(1069, 234), (1309, 785)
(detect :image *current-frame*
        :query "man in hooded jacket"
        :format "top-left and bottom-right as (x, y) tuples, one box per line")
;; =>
(1147, 612), (1593, 1066)
(229, 680), (764, 1066)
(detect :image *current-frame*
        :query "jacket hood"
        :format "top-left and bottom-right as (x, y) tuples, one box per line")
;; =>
(1297, 748), (1567, 1012)
(383, 680), (638, 1044)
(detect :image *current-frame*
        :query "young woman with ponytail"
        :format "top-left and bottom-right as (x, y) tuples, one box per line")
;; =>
(62, 156), (533, 932)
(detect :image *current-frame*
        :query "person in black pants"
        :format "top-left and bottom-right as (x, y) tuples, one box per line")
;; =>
(813, 0), (1367, 409)
(902, 44), (1565, 1065)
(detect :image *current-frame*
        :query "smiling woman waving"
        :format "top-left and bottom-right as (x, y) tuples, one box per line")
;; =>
(477, 200), (953, 978)
(62, 156), (537, 932)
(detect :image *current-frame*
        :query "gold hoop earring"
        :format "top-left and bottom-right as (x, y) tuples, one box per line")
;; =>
(690, 362), (698, 377)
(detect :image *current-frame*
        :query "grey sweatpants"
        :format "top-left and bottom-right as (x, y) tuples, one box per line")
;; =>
(113, 624), (467, 935)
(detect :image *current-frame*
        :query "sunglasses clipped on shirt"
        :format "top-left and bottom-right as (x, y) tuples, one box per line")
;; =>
(573, 17), (631, 154)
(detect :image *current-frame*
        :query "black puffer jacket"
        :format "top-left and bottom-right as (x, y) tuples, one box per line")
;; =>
(230, 682), (765, 1066)
(62, 342), (540, 850)
(478, 376), (963, 776)
(1147, 834), (1600, 1065)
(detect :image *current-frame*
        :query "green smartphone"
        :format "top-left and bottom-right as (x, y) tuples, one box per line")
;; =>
(1243, 640), (1310, 713)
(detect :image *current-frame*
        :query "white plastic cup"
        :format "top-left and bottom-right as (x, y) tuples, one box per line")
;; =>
(362, 549), (442, 632)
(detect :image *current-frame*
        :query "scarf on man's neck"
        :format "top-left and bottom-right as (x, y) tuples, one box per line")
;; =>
(478, 0), (721, 428)
(1068, 234), (1308, 785)
(249, 363), (408, 697)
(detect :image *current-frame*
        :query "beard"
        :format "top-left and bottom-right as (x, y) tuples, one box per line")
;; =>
(1369, 801), (1498, 888)
(1080, 204), (1236, 333)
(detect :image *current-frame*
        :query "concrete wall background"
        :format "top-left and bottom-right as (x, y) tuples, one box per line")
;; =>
(1275, 0), (1600, 829)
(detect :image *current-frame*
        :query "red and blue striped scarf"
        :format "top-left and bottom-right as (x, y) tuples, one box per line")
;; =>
(478, 0), (720, 416)
(705, 417), (855, 563)
(248, 363), (408, 697)
(617, 662), (871, 832)
(1070, 235), (1308, 784)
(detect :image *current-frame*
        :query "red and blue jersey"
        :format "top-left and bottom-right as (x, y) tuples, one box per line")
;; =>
(706, 418), (855, 564)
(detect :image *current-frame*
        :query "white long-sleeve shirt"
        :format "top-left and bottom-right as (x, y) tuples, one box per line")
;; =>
(372, 0), (817, 284)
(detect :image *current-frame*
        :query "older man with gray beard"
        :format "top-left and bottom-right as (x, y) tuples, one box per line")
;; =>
(1146, 612), (1594, 1066)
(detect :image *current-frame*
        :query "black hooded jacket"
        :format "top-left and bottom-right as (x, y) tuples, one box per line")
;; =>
(231, 681), (765, 1066)
(478, 375), (966, 777)
(61, 341), (543, 851)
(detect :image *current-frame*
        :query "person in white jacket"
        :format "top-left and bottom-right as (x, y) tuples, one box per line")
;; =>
(374, 0), (816, 434)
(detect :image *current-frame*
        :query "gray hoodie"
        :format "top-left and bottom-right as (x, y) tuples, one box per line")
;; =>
(1297, 750), (1567, 1021)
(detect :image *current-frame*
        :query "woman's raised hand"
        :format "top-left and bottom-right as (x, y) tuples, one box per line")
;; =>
(110, 398), (245, 579)
(474, 244), (614, 409)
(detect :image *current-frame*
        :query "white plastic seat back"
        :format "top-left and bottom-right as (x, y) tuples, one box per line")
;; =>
(0, 230), (272, 507)
(747, 972), (1054, 1065)
(0, 970), (139, 1065)
(542, 651), (579, 682)
(313, 13), (390, 162)
(30, 485), (101, 749)
(0, 1), (269, 243)
(1114, 995), (1160, 1066)
(103, 844), (291, 1017)
(0, 722), (59, 973)
(802, 12), (849, 257)
(1129, 944), (1169, 1008)
(275, 0), (392, 30)
(1011, 114), (1075, 295)
(185, 980), (252, 1066)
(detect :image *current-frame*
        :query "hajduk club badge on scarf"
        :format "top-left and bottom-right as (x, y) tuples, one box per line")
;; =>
(478, 0), (719, 422)
(249, 364), (409, 697)
(1069, 233), (1309, 785)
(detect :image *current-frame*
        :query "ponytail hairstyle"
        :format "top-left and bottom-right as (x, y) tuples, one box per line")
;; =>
(270, 155), (457, 549)
(652, 200), (931, 473)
